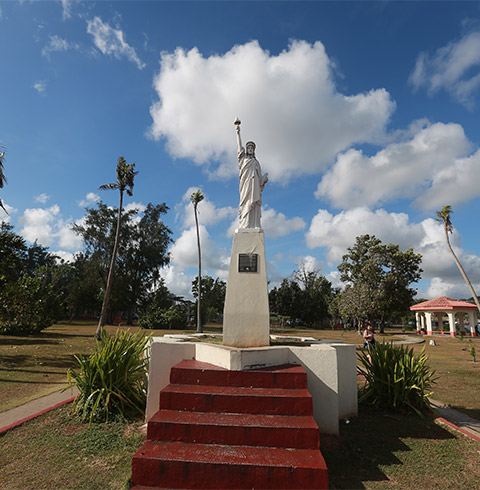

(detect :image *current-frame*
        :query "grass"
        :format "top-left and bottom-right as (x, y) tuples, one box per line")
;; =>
(1, 322), (479, 489)
(0, 401), (478, 489)
(0, 322), (191, 412)
(0, 406), (145, 490)
(323, 405), (480, 489)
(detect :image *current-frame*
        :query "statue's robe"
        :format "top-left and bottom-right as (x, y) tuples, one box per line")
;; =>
(238, 147), (263, 228)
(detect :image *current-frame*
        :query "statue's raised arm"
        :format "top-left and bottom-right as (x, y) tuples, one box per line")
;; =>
(234, 117), (243, 155)
(233, 118), (267, 229)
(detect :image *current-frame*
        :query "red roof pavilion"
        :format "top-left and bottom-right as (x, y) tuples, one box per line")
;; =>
(410, 296), (477, 311)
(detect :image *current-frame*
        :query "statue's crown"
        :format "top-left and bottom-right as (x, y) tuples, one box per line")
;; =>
(246, 141), (256, 149)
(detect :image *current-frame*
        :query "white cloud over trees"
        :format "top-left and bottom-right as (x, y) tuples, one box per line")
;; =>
(316, 122), (478, 210)
(306, 207), (480, 298)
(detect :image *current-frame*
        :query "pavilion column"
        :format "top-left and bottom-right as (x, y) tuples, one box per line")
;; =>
(425, 312), (433, 336)
(468, 311), (477, 337)
(447, 312), (455, 337)
(415, 312), (421, 333)
(420, 314), (426, 331)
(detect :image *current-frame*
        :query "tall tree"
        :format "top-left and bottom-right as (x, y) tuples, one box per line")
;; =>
(191, 275), (226, 324)
(95, 156), (138, 339)
(338, 234), (422, 331)
(0, 149), (7, 214)
(293, 265), (334, 327)
(121, 203), (172, 323)
(73, 201), (171, 325)
(0, 222), (28, 285)
(190, 190), (204, 333)
(436, 205), (480, 312)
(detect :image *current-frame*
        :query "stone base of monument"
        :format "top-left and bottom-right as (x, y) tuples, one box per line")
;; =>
(144, 338), (358, 434)
(132, 338), (357, 489)
(131, 359), (328, 489)
(223, 229), (270, 348)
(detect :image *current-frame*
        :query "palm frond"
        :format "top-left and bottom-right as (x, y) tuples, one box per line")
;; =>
(99, 183), (119, 191)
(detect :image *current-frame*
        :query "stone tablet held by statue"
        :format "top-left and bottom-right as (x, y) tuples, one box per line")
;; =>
(234, 118), (268, 229)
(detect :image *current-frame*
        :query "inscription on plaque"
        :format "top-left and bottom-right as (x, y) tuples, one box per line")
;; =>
(238, 253), (258, 273)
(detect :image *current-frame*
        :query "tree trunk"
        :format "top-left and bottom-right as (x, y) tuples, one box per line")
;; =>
(194, 204), (202, 333)
(444, 226), (480, 313)
(95, 190), (123, 339)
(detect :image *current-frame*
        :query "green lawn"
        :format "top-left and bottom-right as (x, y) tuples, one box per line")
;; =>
(1, 322), (479, 489)
(0, 406), (144, 490)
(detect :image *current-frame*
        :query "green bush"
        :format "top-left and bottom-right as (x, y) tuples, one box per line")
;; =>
(0, 274), (55, 335)
(138, 305), (187, 330)
(67, 330), (151, 423)
(357, 342), (437, 415)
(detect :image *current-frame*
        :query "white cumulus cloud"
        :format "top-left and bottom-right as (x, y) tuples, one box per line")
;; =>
(164, 224), (230, 299)
(149, 40), (395, 181)
(18, 206), (84, 252)
(262, 208), (306, 239)
(34, 193), (50, 204)
(178, 187), (236, 228)
(19, 205), (61, 246)
(78, 192), (100, 207)
(409, 30), (480, 109)
(169, 225), (229, 272)
(86, 16), (145, 70)
(316, 122), (475, 210)
(226, 207), (305, 239)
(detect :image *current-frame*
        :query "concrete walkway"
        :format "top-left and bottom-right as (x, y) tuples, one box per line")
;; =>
(430, 399), (480, 441)
(0, 386), (78, 434)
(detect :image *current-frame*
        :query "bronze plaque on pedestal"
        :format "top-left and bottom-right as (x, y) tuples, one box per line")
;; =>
(238, 253), (258, 273)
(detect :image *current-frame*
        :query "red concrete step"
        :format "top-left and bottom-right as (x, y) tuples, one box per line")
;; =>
(170, 360), (307, 389)
(160, 384), (313, 416)
(131, 440), (328, 489)
(147, 409), (320, 449)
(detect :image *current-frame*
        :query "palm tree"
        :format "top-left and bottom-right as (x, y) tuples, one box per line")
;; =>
(191, 189), (204, 333)
(0, 150), (7, 214)
(95, 156), (138, 340)
(436, 205), (480, 314)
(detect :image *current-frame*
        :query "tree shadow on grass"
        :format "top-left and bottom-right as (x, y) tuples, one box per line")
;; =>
(322, 405), (456, 489)
(0, 353), (78, 370)
(0, 337), (61, 346)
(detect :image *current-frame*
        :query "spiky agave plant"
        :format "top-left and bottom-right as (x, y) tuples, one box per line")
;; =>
(357, 342), (437, 415)
(68, 330), (151, 423)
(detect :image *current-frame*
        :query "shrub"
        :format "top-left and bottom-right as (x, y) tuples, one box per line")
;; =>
(67, 330), (151, 422)
(357, 342), (437, 415)
(0, 274), (55, 335)
(138, 305), (187, 330)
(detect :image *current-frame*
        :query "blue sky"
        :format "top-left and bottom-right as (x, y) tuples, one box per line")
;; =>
(2, 0), (480, 300)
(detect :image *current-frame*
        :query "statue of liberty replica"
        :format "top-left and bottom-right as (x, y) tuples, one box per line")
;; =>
(223, 119), (270, 348)
(235, 118), (269, 229)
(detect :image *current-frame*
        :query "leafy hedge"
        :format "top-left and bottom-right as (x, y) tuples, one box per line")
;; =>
(138, 304), (187, 330)
(0, 274), (55, 335)
(68, 330), (151, 422)
(357, 342), (437, 415)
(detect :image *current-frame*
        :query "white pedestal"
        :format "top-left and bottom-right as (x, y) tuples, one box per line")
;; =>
(145, 338), (358, 434)
(222, 229), (270, 348)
